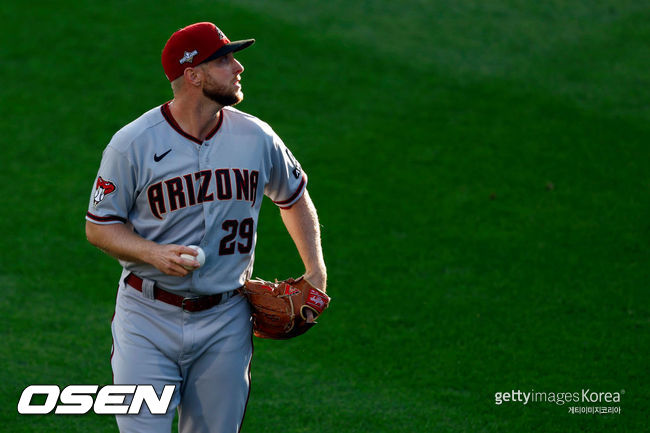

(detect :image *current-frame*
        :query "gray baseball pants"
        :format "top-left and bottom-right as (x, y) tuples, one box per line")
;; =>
(111, 278), (253, 433)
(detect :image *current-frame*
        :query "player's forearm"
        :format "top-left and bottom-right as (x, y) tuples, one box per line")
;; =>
(85, 221), (157, 264)
(86, 221), (199, 277)
(279, 190), (327, 290)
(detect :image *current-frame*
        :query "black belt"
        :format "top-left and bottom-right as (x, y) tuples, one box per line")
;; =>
(124, 273), (235, 312)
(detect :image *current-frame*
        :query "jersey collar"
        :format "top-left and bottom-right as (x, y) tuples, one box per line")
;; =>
(160, 101), (224, 144)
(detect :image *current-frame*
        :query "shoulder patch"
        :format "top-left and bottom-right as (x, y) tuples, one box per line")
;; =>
(93, 177), (116, 208)
(285, 148), (302, 179)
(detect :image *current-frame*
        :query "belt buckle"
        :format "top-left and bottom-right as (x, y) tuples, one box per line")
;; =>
(181, 296), (201, 313)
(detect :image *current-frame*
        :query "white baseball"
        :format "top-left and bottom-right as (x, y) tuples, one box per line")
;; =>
(180, 245), (206, 270)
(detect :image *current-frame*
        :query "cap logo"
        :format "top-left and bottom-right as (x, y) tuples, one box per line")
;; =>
(179, 50), (199, 64)
(215, 26), (226, 41)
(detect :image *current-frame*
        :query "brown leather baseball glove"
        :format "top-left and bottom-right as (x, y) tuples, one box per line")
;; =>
(238, 277), (330, 339)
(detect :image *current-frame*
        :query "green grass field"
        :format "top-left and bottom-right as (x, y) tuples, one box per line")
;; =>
(1, 1), (648, 432)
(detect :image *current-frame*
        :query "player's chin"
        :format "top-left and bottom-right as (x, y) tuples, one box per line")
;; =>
(203, 87), (243, 106)
(222, 88), (244, 106)
(231, 90), (244, 106)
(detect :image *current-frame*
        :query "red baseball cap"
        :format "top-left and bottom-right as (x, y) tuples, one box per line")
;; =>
(161, 22), (255, 82)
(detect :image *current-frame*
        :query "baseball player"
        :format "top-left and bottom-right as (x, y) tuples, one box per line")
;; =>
(85, 22), (327, 433)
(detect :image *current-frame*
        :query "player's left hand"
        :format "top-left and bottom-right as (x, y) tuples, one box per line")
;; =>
(239, 276), (330, 339)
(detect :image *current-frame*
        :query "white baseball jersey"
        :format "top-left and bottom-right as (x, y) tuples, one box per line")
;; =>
(86, 103), (306, 295)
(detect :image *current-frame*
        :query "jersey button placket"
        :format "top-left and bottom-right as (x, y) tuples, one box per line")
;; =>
(197, 140), (213, 290)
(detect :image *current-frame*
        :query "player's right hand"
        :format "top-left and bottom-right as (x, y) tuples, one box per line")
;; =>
(149, 244), (199, 277)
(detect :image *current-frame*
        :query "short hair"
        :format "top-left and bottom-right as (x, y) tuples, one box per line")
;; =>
(170, 76), (184, 95)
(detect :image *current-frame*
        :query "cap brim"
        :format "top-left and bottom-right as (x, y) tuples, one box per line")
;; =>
(202, 39), (255, 63)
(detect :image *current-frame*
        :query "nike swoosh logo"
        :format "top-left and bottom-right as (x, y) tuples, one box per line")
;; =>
(154, 149), (172, 162)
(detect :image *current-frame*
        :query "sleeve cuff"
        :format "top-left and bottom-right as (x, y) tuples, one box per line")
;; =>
(86, 212), (127, 224)
(273, 173), (307, 209)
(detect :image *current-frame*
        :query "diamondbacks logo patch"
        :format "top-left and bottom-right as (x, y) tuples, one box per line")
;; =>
(93, 177), (116, 208)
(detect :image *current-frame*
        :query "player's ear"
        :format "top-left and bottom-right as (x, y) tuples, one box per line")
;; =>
(183, 67), (203, 88)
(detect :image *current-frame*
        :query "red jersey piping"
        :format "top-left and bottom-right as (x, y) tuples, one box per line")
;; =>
(160, 102), (224, 144)
(86, 212), (127, 224)
(273, 173), (307, 208)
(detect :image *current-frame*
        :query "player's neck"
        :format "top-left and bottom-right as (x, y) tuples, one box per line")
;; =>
(168, 97), (223, 142)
